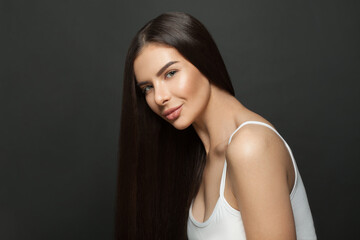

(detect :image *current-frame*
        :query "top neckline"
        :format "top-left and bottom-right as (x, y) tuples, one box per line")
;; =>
(189, 121), (263, 227)
(189, 120), (299, 228)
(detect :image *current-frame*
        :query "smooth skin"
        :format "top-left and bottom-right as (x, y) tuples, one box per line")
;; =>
(134, 43), (296, 240)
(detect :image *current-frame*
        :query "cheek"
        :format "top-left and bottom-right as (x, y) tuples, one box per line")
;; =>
(178, 70), (210, 103)
(145, 97), (160, 115)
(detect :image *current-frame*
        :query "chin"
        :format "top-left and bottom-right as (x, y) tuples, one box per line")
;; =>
(170, 119), (192, 130)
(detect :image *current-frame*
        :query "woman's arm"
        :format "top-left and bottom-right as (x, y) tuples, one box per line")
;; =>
(225, 124), (296, 240)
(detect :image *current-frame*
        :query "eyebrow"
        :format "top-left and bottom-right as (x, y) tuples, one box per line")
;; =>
(136, 61), (179, 87)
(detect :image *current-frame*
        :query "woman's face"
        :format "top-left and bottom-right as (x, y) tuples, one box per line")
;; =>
(134, 43), (211, 130)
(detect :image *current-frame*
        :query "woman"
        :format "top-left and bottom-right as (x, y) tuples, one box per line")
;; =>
(116, 12), (317, 240)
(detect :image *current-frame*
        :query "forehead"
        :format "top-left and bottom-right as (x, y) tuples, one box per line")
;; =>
(133, 43), (183, 81)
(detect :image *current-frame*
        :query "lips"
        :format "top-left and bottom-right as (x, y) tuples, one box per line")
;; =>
(162, 104), (183, 117)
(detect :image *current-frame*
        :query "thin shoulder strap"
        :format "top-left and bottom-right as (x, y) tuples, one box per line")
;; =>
(227, 121), (278, 145)
(220, 120), (298, 198)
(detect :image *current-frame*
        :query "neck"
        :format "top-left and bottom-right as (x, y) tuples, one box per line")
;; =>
(191, 84), (246, 156)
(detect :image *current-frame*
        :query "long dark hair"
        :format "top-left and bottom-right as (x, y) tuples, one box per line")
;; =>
(115, 12), (235, 239)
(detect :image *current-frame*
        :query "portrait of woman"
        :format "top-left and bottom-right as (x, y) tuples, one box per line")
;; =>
(3, 0), (359, 239)
(116, 11), (317, 240)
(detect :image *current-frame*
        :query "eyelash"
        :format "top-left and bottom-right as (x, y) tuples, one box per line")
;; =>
(165, 70), (177, 78)
(141, 70), (177, 94)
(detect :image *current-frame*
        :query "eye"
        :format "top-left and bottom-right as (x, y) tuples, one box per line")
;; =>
(142, 85), (152, 95)
(165, 70), (177, 79)
(141, 70), (177, 95)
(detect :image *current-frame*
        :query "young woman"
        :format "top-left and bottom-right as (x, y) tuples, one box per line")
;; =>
(116, 12), (317, 240)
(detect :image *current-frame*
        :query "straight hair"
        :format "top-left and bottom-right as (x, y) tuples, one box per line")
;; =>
(115, 12), (235, 239)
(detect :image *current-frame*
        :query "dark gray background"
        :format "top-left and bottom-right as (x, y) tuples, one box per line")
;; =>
(1, 0), (359, 239)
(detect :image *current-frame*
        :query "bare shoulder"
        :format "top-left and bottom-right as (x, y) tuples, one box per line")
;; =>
(224, 122), (296, 239)
(225, 122), (288, 166)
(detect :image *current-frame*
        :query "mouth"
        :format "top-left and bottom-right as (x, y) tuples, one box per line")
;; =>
(162, 104), (183, 120)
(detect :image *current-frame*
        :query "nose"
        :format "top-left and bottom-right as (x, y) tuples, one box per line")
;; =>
(154, 82), (170, 106)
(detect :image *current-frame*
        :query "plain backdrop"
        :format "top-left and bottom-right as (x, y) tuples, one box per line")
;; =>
(1, 0), (359, 239)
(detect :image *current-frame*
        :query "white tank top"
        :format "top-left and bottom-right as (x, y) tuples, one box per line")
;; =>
(187, 121), (317, 240)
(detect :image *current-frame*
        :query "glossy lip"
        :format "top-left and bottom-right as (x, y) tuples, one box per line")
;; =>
(165, 105), (182, 120)
(162, 104), (183, 117)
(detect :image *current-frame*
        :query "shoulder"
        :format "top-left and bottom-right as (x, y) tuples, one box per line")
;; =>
(225, 122), (289, 174)
(225, 122), (296, 239)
